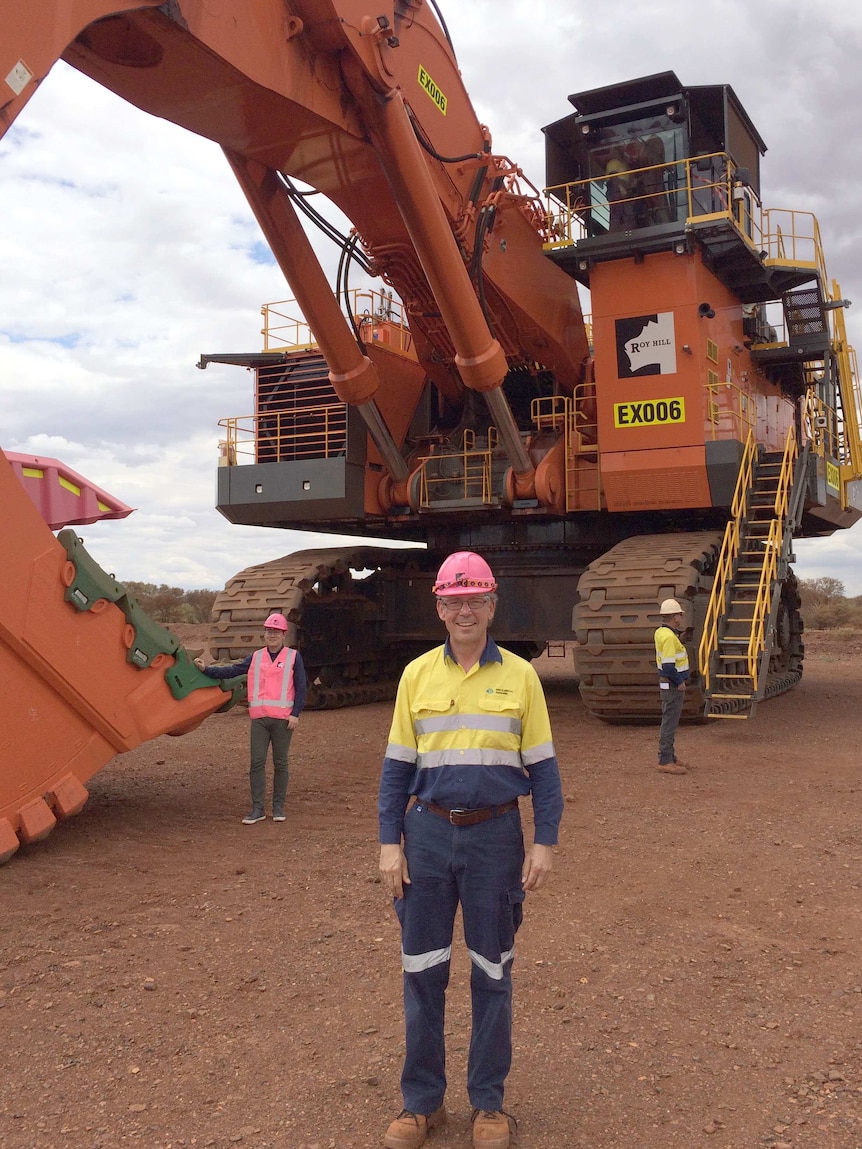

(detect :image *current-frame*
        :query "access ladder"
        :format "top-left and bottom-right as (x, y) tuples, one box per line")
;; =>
(699, 428), (808, 718)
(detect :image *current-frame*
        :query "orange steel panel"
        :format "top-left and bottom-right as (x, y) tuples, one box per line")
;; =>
(589, 254), (721, 455)
(601, 446), (712, 512)
(364, 342), (427, 462)
(588, 251), (797, 493)
(0, 3), (164, 133)
(0, 448), (227, 856)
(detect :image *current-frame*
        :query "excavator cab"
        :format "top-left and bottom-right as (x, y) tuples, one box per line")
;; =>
(543, 70), (765, 270)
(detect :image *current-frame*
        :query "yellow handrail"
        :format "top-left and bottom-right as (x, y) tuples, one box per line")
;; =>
(219, 408), (348, 464)
(704, 377), (756, 442)
(530, 394), (601, 511)
(698, 430), (757, 689)
(543, 151), (825, 284)
(745, 518), (781, 691)
(744, 425), (796, 690)
(417, 441), (496, 507)
(830, 281), (862, 481)
(700, 425), (797, 697)
(260, 289), (414, 356)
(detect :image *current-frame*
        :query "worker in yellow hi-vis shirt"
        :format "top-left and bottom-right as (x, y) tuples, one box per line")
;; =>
(654, 597), (690, 775)
(378, 551), (563, 1149)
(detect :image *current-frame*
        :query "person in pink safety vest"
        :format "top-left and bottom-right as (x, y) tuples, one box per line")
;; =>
(195, 613), (307, 823)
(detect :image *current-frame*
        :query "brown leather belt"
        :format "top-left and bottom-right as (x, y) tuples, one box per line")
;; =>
(420, 798), (518, 827)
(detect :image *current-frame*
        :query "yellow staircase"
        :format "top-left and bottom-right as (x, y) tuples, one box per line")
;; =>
(699, 428), (806, 718)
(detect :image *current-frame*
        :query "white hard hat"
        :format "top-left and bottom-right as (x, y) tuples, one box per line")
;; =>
(659, 598), (684, 614)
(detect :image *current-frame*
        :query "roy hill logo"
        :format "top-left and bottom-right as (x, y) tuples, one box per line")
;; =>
(616, 312), (677, 377)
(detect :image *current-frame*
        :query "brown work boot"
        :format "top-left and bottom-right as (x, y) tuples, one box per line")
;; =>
(471, 1108), (517, 1149)
(657, 762), (688, 775)
(383, 1105), (447, 1149)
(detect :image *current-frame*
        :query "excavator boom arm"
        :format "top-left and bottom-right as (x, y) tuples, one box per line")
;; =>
(3, 1), (588, 397)
(0, 0), (588, 860)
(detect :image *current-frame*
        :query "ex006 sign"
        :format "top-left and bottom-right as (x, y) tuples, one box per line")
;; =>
(614, 397), (685, 428)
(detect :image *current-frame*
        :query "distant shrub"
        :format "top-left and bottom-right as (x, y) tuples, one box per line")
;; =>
(808, 600), (852, 630)
(124, 581), (218, 625)
(798, 577), (862, 631)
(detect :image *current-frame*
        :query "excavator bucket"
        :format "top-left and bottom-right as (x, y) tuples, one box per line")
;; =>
(5, 451), (134, 528)
(0, 447), (232, 864)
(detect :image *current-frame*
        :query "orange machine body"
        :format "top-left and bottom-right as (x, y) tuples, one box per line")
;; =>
(590, 251), (795, 512)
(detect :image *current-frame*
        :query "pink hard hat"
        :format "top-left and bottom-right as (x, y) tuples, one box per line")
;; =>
(432, 551), (497, 596)
(264, 612), (289, 631)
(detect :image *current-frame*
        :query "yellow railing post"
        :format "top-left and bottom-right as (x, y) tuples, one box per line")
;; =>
(830, 281), (862, 481)
(698, 430), (756, 688)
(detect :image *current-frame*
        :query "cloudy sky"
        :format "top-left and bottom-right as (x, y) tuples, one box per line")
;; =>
(3, 1), (862, 593)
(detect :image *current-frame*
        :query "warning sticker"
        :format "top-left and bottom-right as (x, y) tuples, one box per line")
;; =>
(5, 60), (33, 97)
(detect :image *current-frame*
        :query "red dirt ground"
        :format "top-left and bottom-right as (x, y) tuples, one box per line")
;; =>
(2, 630), (862, 1149)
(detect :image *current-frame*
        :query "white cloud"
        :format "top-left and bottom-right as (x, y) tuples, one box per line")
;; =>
(3, 3), (862, 596)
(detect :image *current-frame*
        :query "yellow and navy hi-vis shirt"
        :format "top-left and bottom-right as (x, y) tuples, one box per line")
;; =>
(654, 625), (690, 687)
(378, 637), (563, 846)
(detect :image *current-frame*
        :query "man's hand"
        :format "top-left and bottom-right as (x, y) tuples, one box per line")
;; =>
(678, 680), (687, 692)
(521, 843), (554, 891)
(287, 715), (299, 729)
(379, 843), (411, 900)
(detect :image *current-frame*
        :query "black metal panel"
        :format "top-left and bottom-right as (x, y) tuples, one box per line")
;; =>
(705, 438), (745, 507)
(216, 457), (366, 525)
(566, 71), (684, 116)
(379, 552), (586, 645)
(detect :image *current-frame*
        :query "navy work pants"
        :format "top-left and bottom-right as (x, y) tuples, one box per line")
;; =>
(395, 802), (525, 1114)
(658, 686), (684, 765)
(249, 716), (292, 812)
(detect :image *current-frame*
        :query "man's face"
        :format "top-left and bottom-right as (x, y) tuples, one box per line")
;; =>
(665, 613), (684, 630)
(264, 627), (285, 650)
(436, 594), (496, 644)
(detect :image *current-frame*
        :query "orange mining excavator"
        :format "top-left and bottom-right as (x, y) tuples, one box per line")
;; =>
(3, 3), (862, 855)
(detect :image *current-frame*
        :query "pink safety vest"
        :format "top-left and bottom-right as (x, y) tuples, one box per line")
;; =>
(247, 646), (296, 719)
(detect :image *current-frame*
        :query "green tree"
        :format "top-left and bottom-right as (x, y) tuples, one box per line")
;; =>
(124, 581), (159, 614)
(799, 576), (845, 609)
(121, 581), (218, 625)
(149, 585), (186, 623)
(185, 588), (218, 623)
(799, 577), (849, 630)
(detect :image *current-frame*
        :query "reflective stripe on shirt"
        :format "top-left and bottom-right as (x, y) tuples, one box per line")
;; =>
(415, 713), (522, 737)
(416, 747), (525, 770)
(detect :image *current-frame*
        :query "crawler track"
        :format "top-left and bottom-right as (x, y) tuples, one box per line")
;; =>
(573, 532), (804, 722)
(209, 547), (414, 709)
(213, 536), (804, 719)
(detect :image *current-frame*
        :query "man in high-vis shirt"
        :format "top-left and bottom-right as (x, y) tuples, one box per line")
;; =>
(378, 552), (563, 1149)
(654, 597), (690, 775)
(195, 612), (306, 823)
